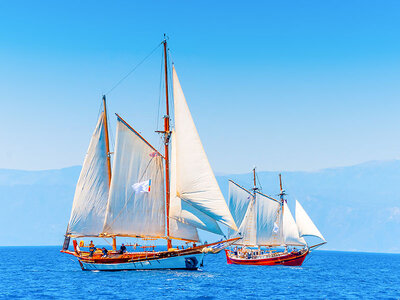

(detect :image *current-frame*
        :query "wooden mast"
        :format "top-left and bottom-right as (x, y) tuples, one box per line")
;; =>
(102, 95), (112, 186)
(163, 36), (172, 249)
(102, 95), (116, 250)
(253, 167), (257, 193)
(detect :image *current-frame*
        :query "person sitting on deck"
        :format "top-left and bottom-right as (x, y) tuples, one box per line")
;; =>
(89, 241), (95, 257)
(119, 243), (127, 254)
(102, 247), (108, 257)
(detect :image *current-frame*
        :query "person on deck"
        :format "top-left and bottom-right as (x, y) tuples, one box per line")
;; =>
(119, 243), (127, 254)
(102, 247), (108, 257)
(89, 241), (95, 257)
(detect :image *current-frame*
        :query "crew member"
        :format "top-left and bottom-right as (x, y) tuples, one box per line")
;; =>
(102, 247), (108, 257)
(119, 243), (127, 254)
(89, 240), (95, 257)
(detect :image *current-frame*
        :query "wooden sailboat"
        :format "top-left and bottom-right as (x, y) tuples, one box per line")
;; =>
(225, 169), (326, 266)
(61, 38), (239, 271)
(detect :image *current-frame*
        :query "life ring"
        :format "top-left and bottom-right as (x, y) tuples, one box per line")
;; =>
(79, 240), (84, 247)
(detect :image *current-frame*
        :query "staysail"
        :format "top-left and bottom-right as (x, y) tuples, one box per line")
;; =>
(295, 200), (325, 241)
(282, 202), (306, 246)
(102, 116), (165, 238)
(169, 130), (223, 235)
(172, 66), (237, 231)
(68, 113), (109, 236)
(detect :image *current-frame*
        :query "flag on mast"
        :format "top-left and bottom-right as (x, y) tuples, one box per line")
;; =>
(132, 179), (151, 193)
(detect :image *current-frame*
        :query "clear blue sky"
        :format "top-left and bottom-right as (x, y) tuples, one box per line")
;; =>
(0, 0), (399, 173)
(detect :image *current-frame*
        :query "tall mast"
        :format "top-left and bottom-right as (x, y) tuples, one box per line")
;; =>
(252, 167), (258, 195)
(278, 174), (285, 202)
(102, 95), (112, 186)
(163, 36), (172, 249)
(102, 95), (115, 250)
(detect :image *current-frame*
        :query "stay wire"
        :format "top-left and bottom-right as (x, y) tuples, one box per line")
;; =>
(255, 172), (263, 193)
(104, 42), (163, 96)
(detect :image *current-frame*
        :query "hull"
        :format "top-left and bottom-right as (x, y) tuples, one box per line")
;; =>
(79, 253), (204, 271)
(225, 249), (309, 266)
(61, 238), (240, 271)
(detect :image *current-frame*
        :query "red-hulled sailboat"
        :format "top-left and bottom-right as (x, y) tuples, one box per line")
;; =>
(61, 37), (239, 271)
(225, 168), (326, 266)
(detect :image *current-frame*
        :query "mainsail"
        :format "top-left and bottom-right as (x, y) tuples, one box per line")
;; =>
(171, 66), (237, 231)
(102, 116), (165, 238)
(68, 113), (110, 236)
(295, 200), (325, 241)
(228, 181), (282, 246)
(254, 192), (282, 246)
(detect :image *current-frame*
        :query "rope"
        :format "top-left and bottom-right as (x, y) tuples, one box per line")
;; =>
(255, 172), (263, 192)
(104, 42), (163, 96)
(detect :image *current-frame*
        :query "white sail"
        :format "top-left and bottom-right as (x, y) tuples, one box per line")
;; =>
(255, 192), (282, 246)
(102, 116), (165, 238)
(172, 66), (237, 231)
(227, 181), (252, 229)
(235, 199), (257, 246)
(169, 130), (223, 235)
(68, 113), (109, 236)
(282, 202), (306, 246)
(234, 191), (282, 246)
(169, 218), (199, 242)
(295, 200), (325, 241)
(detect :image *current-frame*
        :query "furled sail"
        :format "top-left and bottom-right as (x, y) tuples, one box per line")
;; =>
(169, 130), (223, 235)
(172, 66), (237, 231)
(295, 200), (325, 241)
(282, 202), (306, 246)
(102, 116), (165, 238)
(68, 113), (109, 236)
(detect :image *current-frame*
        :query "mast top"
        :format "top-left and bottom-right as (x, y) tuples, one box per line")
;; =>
(252, 167), (258, 193)
(278, 173), (286, 202)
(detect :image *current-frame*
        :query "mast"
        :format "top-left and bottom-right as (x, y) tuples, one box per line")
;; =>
(163, 36), (172, 249)
(253, 167), (257, 193)
(278, 173), (285, 245)
(102, 95), (116, 250)
(102, 95), (112, 187)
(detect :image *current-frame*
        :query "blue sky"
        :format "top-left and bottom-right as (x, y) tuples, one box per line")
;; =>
(0, 1), (399, 173)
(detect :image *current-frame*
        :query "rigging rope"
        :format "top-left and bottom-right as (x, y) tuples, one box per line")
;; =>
(104, 42), (163, 96)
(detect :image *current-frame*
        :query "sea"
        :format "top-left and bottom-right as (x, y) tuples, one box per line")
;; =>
(0, 246), (399, 299)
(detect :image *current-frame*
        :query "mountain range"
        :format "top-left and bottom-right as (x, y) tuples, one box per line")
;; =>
(1, 160), (399, 253)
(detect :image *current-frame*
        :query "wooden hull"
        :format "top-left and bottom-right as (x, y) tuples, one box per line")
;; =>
(61, 238), (240, 271)
(225, 249), (309, 266)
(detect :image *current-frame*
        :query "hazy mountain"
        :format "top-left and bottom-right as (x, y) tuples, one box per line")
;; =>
(1, 160), (399, 253)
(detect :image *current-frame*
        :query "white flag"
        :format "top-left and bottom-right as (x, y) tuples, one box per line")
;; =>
(132, 179), (151, 194)
(273, 222), (279, 233)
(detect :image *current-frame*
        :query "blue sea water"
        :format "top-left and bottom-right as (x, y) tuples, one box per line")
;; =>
(0, 247), (399, 299)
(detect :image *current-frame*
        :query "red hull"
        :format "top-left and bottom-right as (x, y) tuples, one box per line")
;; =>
(225, 249), (308, 266)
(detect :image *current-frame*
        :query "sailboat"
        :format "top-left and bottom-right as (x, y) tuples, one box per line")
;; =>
(225, 168), (326, 266)
(60, 38), (239, 271)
